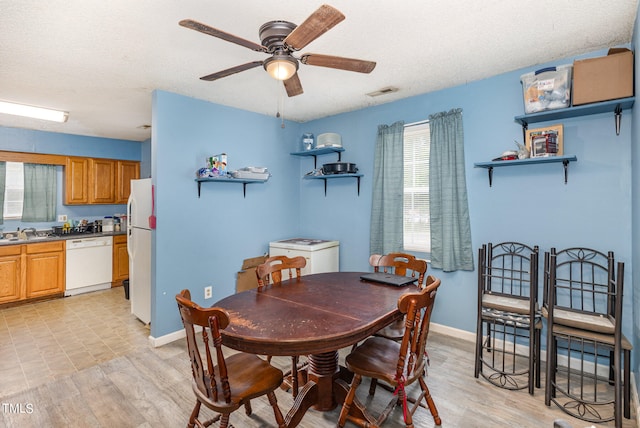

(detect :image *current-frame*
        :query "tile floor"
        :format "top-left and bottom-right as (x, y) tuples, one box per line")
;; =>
(0, 287), (149, 397)
(0, 287), (635, 427)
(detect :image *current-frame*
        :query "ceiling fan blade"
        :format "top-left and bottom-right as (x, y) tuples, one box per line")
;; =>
(179, 19), (266, 52)
(200, 61), (264, 81)
(301, 54), (376, 73)
(283, 5), (345, 50)
(284, 73), (303, 97)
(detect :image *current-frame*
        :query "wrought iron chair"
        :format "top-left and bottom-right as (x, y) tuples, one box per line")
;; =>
(474, 242), (541, 394)
(544, 247), (631, 427)
(337, 275), (442, 428)
(175, 289), (285, 428)
(255, 255), (307, 398)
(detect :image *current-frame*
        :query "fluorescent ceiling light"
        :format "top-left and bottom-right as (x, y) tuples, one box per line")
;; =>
(0, 100), (69, 123)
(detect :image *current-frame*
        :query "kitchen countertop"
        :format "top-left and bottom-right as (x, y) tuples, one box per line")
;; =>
(0, 230), (127, 246)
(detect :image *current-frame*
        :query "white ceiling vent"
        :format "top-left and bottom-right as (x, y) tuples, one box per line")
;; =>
(366, 86), (399, 97)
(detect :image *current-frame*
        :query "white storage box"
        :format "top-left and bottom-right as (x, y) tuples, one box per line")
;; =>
(521, 64), (572, 114)
(231, 169), (270, 180)
(316, 133), (342, 148)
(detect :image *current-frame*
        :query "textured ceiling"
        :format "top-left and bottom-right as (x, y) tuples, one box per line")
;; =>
(0, 0), (638, 142)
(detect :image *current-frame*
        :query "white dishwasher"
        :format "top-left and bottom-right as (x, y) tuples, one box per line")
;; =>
(65, 236), (113, 296)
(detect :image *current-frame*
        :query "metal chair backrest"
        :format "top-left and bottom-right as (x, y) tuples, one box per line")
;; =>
(480, 242), (539, 302)
(544, 247), (620, 326)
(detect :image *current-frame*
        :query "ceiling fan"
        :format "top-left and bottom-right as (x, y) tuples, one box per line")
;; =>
(179, 4), (376, 97)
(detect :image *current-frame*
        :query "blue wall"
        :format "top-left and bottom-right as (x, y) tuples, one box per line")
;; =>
(631, 7), (640, 392)
(151, 46), (634, 342)
(150, 91), (303, 336)
(0, 46), (635, 364)
(294, 51), (634, 338)
(0, 127), (143, 230)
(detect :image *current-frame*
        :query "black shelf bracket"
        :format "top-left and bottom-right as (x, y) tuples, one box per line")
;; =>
(488, 166), (494, 187)
(615, 104), (622, 136)
(563, 159), (569, 184)
(319, 176), (361, 196)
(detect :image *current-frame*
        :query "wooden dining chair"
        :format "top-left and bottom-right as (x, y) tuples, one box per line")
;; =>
(175, 289), (286, 428)
(371, 253), (428, 341)
(255, 255), (306, 289)
(365, 252), (428, 396)
(255, 255), (307, 398)
(337, 275), (442, 428)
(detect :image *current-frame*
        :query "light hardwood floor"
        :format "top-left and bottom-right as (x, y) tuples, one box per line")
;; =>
(0, 287), (635, 427)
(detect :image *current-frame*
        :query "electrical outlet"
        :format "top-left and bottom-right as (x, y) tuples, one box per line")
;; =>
(57, 214), (68, 222)
(204, 286), (212, 299)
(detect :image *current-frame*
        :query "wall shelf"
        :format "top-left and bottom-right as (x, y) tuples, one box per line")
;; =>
(514, 97), (634, 136)
(474, 155), (577, 186)
(290, 147), (345, 169)
(195, 177), (268, 198)
(303, 173), (363, 196)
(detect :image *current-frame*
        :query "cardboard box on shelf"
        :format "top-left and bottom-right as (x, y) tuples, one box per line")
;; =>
(572, 48), (634, 106)
(236, 254), (268, 293)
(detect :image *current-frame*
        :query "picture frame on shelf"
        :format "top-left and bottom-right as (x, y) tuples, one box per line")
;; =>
(525, 124), (563, 158)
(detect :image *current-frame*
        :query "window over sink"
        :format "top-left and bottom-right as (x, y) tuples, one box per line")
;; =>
(3, 161), (24, 219)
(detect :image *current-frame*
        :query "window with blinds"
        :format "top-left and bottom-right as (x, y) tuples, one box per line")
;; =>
(403, 122), (430, 252)
(3, 162), (24, 219)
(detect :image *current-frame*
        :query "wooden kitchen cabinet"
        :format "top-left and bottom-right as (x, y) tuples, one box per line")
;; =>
(112, 234), (129, 286)
(65, 156), (140, 205)
(65, 156), (90, 204)
(0, 245), (23, 304)
(115, 160), (140, 204)
(25, 241), (65, 299)
(89, 158), (116, 204)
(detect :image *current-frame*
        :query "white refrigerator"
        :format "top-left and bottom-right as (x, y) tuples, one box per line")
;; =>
(127, 178), (152, 324)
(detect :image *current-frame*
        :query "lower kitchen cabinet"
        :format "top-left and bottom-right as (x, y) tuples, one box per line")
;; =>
(112, 234), (129, 286)
(0, 241), (65, 304)
(25, 241), (65, 299)
(0, 245), (23, 303)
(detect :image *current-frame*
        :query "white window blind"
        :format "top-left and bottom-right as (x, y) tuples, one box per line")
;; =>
(403, 122), (430, 252)
(3, 162), (24, 219)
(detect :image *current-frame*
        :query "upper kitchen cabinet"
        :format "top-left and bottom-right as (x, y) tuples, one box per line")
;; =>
(64, 157), (90, 204)
(89, 158), (116, 204)
(115, 160), (140, 204)
(64, 157), (140, 205)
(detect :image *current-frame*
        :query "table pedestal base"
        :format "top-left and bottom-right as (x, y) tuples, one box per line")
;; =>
(283, 351), (365, 428)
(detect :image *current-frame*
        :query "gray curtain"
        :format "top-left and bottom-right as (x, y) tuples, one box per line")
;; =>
(22, 163), (56, 222)
(429, 109), (474, 271)
(370, 121), (405, 255)
(0, 162), (5, 225)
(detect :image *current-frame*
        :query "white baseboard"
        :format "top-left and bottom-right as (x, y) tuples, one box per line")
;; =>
(149, 329), (185, 347)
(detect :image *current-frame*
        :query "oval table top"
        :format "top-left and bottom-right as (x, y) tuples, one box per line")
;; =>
(214, 271), (419, 356)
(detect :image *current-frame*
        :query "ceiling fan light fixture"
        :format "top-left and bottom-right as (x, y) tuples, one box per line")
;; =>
(264, 54), (298, 81)
(0, 100), (69, 123)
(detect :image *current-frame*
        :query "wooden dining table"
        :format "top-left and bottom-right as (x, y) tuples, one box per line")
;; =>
(214, 271), (419, 427)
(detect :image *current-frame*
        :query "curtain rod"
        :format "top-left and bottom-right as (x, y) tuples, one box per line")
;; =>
(405, 119), (429, 127)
